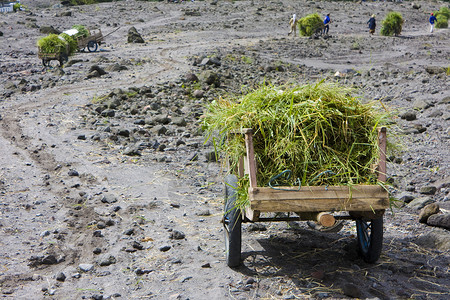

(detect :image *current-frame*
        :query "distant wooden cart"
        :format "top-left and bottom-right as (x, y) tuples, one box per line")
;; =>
(38, 43), (70, 67)
(223, 127), (389, 267)
(76, 28), (104, 52)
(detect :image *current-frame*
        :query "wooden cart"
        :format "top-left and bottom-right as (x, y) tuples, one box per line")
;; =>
(76, 28), (104, 52)
(38, 44), (70, 67)
(223, 127), (389, 267)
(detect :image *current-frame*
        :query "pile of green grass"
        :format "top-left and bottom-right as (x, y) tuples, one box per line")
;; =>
(37, 34), (68, 54)
(203, 82), (389, 207)
(380, 12), (403, 36)
(59, 33), (77, 54)
(298, 13), (323, 36)
(72, 25), (89, 38)
(434, 6), (449, 28)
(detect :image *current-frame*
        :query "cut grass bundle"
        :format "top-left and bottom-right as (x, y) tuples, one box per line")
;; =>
(59, 33), (77, 55)
(298, 13), (323, 36)
(203, 82), (389, 208)
(381, 12), (403, 36)
(434, 6), (449, 28)
(37, 34), (69, 54)
(72, 24), (89, 38)
(436, 15), (448, 28)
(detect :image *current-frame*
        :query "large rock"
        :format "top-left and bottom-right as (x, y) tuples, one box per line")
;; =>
(399, 111), (416, 121)
(415, 229), (450, 251)
(407, 197), (434, 210)
(420, 186), (437, 195)
(40, 26), (60, 34)
(128, 27), (144, 43)
(199, 70), (220, 87)
(425, 66), (445, 75)
(418, 203), (440, 223)
(427, 214), (450, 230)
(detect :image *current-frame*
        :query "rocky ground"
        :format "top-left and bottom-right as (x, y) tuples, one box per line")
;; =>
(0, 0), (449, 299)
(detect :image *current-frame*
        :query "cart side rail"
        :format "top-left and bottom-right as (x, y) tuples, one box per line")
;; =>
(249, 185), (389, 212)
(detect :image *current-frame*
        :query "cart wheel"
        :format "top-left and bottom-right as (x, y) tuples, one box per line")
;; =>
(87, 41), (98, 52)
(42, 59), (48, 67)
(224, 174), (241, 267)
(59, 54), (69, 66)
(355, 217), (383, 263)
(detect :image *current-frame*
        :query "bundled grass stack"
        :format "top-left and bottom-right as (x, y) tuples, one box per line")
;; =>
(71, 25), (89, 38)
(59, 33), (77, 54)
(381, 12), (404, 36)
(434, 6), (449, 28)
(37, 34), (68, 54)
(298, 13), (323, 36)
(203, 82), (388, 207)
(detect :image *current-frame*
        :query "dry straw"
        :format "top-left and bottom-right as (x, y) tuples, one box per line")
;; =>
(203, 81), (389, 207)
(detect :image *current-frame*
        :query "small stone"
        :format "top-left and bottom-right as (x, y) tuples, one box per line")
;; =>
(123, 228), (134, 235)
(193, 89), (204, 98)
(98, 255), (116, 266)
(247, 223), (267, 232)
(159, 245), (171, 252)
(135, 268), (153, 275)
(93, 230), (103, 237)
(56, 272), (66, 282)
(399, 111), (417, 121)
(170, 230), (185, 240)
(68, 169), (79, 176)
(201, 263), (211, 268)
(196, 209), (211, 216)
(419, 186), (437, 195)
(79, 264), (94, 272)
(418, 203), (440, 223)
(93, 248), (102, 255)
(132, 241), (144, 250)
(40, 230), (51, 237)
(101, 194), (118, 204)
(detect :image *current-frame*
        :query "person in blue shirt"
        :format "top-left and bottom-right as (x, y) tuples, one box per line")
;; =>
(429, 13), (437, 33)
(323, 13), (331, 35)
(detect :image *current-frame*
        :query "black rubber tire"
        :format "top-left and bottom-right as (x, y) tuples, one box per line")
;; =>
(42, 59), (48, 67)
(356, 217), (383, 263)
(59, 54), (68, 66)
(87, 41), (98, 52)
(224, 174), (241, 267)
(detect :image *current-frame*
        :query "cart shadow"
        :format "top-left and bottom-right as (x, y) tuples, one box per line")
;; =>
(237, 226), (361, 278)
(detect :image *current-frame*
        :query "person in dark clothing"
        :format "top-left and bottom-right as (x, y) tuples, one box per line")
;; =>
(323, 13), (331, 35)
(367, 14), (376, 35)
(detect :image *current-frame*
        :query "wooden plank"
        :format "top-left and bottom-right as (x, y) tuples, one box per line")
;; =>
(250, 197), (388, 212)
(378, 127), (387, 182)
(243, 128), (260, 219)
(249, 185), (387, 200)
(244, 129), (257, 188)
(248, 185), (389, 212)
(244, 206), (260, 222)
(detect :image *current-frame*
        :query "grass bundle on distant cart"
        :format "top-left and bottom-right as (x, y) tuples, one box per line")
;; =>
(37, 34), (68, 54)
(203, 82), (388, 208)
(72, 25), (89, 38)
